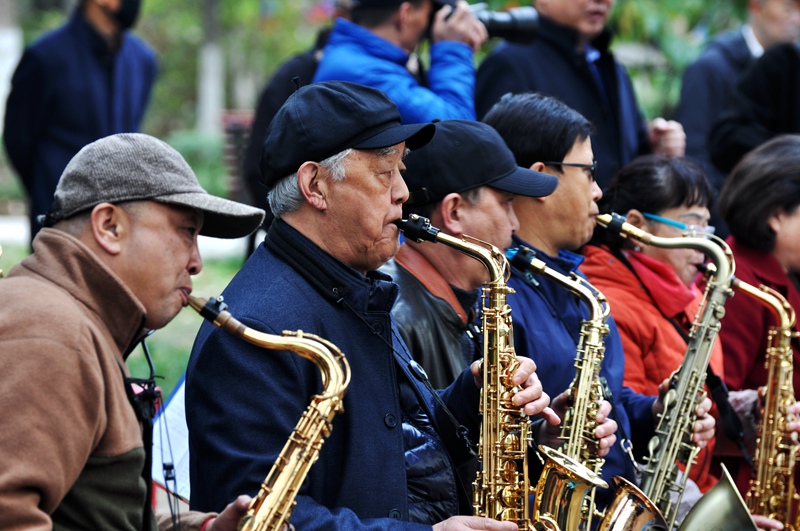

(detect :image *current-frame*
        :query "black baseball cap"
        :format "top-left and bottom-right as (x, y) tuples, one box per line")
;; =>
(260, 81), (435, 187)
(402, 120), (558, 205)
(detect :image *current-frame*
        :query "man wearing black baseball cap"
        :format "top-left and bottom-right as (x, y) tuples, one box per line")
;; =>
(313, 0), (487, 124)
(0, 132), (266, 530)
(187, 81), (553, 530)
(383, 119), (559, 390)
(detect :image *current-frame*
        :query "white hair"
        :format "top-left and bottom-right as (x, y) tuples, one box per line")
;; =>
(268, 146), (405, 217)
(268, 148), (353, 217)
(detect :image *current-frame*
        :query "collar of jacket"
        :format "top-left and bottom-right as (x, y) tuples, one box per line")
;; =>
(394, 243), (468, 325)
(539, 14), (614, 58)
(70, 7), (119, 62)
(727, 236), (794, 291)
(328, 17), (410, 65)
(266, 217), (399, 314)
(11, 228), (147, 358)
(624, 248), (696, 319)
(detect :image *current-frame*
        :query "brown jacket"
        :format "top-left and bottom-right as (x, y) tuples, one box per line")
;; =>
(0, 229), (210, 530)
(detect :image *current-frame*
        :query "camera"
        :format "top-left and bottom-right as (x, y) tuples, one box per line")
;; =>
(471, 3), (539, 44)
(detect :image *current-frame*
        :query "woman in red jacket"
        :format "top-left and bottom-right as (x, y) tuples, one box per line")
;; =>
(716, 135), (800, 496)
(581, 155), (725, 505)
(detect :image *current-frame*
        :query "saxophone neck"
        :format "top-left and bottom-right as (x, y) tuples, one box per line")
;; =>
(507, 246), (609, 322)
(596, 213), (734, 288)
(732, 279), (797, 331)
(396, 215), (508, 284)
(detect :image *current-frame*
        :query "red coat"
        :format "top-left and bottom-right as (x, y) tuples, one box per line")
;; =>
(718, 238), (800, 394)
(582, 244), (725, 492)
(715, 238), (800, 493)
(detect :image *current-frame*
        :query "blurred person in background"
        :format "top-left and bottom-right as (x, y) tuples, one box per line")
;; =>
(475, 0), (685, 190)
(3, 0), (157, 248)
(716, 134), (800, 498)
(313, 0), (487, 123)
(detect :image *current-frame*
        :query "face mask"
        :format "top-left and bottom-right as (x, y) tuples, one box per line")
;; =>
(114, 0), (142, 30)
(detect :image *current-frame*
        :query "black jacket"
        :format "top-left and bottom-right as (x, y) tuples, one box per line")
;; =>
(381, 245), (481, 390)
(674, 28), (753, 190)
(709, 42), (800, 173)
(475, 15), (650, 188)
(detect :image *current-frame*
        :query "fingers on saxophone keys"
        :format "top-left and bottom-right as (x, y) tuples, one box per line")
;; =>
(692, 416), (715, 447)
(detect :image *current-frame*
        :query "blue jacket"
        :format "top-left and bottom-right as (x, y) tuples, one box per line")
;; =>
(475, 16), (650, 189)
(186, 219), (481, 530)
(506, 236), (656, 505)
(3, 10), (156, 240)
(313, 18), (477, 123)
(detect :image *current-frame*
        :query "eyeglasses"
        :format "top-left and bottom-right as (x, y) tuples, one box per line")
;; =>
(642, 212), (715, 235)
(543, 160), (597, 181)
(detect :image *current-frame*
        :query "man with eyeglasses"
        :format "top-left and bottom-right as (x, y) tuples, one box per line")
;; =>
(483, 92), (716, 515)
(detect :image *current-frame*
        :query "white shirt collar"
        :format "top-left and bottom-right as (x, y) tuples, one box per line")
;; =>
(742, 24), (765, 58)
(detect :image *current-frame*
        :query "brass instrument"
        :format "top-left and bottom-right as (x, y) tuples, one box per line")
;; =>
(733, 280), (800, 529)
(188, 295), (351, 531)
(396, 215), (607, 531)
(510, 246), (667, 531)
(678, 464), (757, 530)
(596, 213), (735, 529)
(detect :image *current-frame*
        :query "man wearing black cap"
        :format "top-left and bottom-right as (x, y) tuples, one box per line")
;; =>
(313, 0), (487, 123)
(186, 81), (554, 530)
(384, 120), (560, 390)
(0, 133), (265, 530)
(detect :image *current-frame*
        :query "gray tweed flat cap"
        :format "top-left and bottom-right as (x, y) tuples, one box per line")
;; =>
(41, 133), (265, 239)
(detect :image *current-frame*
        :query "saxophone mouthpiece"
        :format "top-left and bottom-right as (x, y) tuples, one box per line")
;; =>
(394, 214), (440, 243)
(187, 294), (228, 323)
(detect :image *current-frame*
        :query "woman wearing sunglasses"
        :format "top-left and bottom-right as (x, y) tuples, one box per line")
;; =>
(580, 155), (725, 511)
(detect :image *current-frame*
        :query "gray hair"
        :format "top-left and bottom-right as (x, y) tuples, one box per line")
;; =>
(268, 146), (403, 217)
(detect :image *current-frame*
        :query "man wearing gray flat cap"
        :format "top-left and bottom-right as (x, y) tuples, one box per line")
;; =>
(186, 81), (552, 530)
(0, 132), (265, 531)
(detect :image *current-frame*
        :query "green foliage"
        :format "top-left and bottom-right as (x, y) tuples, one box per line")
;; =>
(164, 130), (227, 198)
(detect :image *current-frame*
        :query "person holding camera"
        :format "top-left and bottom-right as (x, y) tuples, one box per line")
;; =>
(475, 0), (684, 189)
(312, 0), (487, 123)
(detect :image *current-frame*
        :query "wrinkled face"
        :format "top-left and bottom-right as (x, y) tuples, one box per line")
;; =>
(543, 136), (603, 251)
(538, 0), (614, 42)
(458, 187), (520, 250)
(640, 205), (710, 287)
(753, 0), (800, 48)
(769, 205), (800, 272)
(323, 145), (410, 273)
(122, 202), (203, 330)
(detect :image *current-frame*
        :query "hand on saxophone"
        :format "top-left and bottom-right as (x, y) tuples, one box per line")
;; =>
(651, 379), (715, 447)
(470, 356), (559, 425)
(433, 515), (520, 530)
(536, 391), (617, 456)
(200, 495), (295, 531)
(752, 514), (785, 530)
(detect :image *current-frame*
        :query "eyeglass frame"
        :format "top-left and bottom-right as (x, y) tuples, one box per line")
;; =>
(642, 212), (716, 235)
(542, 159), (598, 181)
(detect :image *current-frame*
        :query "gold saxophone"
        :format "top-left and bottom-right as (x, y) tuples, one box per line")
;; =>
(596, 213), (737, 529)
(187, 295), (351, 531)
(733, 280), (800, 529)
(509, 246), (666, 531)
(396, 215), (607, 531)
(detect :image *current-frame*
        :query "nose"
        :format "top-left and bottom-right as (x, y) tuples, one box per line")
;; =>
(591, 180), (603, 202)
(188, 240), (203, 275)
(393, 171), (410, 205)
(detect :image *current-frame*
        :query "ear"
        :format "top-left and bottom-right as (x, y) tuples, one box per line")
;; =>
(89, 203), (126, 256)
(396, 2), (415, 29)
(624, 209), (647, 230)
(437, 192), (469, 236)
(530, 161), (554, 204)
(767, 212), (782, 235)
(296, 162), (328, 212)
